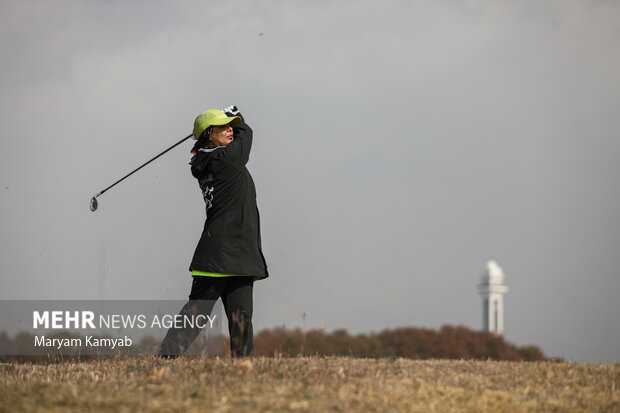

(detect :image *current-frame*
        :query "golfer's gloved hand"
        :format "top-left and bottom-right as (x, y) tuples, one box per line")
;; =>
(221, 105), (240, 117)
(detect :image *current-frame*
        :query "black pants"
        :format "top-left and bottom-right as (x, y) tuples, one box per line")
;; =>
(159, 276), (254, 357)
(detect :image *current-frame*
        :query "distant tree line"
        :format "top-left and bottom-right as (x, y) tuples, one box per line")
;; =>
(252, 325), (547, 361)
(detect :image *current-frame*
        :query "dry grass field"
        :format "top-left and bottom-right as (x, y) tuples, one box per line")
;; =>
(1, 356), (618, 412)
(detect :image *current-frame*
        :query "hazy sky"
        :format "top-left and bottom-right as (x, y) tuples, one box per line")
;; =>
(1, 0), (619, 363)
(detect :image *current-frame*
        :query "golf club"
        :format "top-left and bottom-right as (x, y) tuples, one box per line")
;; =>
(90, 133), (194, 211)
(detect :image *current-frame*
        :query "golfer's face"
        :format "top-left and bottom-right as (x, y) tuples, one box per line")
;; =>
(210, 124), (234, 147)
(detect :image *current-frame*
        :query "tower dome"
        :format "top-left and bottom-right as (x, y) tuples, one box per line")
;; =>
(482, 260), (505, 284)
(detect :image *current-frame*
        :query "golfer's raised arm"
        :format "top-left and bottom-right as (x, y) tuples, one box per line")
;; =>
(222, 119), (253, 167)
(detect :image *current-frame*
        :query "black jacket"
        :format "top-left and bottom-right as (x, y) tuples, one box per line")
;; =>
(189, 118), (268, 280)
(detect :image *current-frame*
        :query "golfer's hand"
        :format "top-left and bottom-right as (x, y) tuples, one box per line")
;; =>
(191, 135), (208, 155)
(221, 105), (240, 116)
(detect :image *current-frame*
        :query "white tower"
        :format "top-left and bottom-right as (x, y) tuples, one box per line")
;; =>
(478, 260), (508, 335)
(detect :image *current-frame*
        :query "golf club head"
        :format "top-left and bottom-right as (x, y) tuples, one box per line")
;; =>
(90, 196), (98, 212)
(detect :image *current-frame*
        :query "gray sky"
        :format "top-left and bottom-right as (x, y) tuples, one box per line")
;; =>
(1, 0), (619, 363)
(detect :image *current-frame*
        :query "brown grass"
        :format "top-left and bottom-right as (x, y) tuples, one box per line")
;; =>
(0, 356), (618, 412)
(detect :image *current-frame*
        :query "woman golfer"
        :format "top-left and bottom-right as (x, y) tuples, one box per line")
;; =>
(159, 105), (268, 357)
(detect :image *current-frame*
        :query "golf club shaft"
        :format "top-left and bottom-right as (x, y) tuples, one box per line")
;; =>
(96, 133), (194, 197)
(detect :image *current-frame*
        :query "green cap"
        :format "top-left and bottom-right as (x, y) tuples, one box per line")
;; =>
(193, 109), (241, 140)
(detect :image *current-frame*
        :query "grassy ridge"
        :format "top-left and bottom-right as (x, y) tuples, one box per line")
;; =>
(1, 356), (618, 412)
